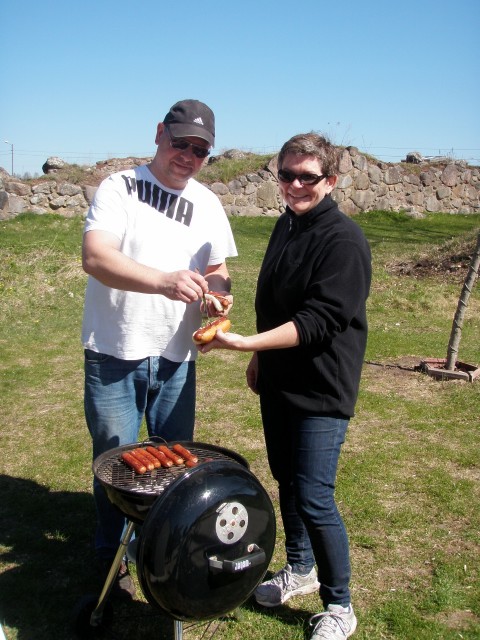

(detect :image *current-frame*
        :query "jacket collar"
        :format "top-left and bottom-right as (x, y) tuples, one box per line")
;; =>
(286, 194), (337, 230)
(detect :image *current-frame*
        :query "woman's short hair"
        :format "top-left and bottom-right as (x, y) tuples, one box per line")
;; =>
(277, 132), (339, 177)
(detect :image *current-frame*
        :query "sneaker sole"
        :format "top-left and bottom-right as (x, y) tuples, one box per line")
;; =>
(255, 580), (320, 607)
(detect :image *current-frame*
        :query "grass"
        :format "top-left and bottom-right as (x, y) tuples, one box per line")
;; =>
(198, 153), (276, 184)
(0, 211), (479, 640)
(24, 153), (276, 188)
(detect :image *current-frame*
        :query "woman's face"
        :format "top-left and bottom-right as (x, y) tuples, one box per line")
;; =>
(278, 153), (337, 215)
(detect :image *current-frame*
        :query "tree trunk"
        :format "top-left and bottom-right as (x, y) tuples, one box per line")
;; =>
(445, 232), (480, 370)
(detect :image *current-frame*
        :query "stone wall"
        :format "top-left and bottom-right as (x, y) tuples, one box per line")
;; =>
(0, 147), (479, 220)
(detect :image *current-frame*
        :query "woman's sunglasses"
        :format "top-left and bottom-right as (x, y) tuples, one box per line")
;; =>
(166, 127), (210, 159)
(278, 169), (327, 186)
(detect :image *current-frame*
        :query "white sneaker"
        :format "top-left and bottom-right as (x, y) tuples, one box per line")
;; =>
(254, 563), (319, 607)
(309, 604), (357, 639)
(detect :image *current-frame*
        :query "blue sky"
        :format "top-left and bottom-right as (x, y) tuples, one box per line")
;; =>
(2, 0), (479, 177)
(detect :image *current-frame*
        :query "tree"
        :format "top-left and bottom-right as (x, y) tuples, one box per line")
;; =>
(445, 231), (480, 370)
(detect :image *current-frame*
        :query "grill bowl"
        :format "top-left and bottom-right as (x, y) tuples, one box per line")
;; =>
(93, 441), (249, 523)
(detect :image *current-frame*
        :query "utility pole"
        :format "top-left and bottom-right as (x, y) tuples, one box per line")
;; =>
(4, 140), (14, 175)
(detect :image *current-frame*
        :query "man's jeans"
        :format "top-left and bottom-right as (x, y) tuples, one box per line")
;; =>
(84, 349), (195, 560)
(260, 392), (351, 607)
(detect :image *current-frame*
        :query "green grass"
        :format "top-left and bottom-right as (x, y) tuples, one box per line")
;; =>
(198, 153), (276, 184)
(0, 211), (479, 640)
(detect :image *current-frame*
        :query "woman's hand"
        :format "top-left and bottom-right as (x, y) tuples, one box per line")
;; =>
(197, 329), (246, 353)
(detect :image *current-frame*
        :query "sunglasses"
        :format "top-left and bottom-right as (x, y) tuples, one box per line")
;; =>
(278, 169), (327, 186)
(166, 127), (210, 159)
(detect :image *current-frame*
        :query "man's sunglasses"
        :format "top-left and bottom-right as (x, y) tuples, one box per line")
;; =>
(166, 127), (210, 159)
(278, 169), (327, 186)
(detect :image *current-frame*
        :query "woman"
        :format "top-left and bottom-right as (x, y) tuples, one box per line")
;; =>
(200, 133), (371, 640)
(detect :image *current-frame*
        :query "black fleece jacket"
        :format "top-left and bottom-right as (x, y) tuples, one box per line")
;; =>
(255, 195), (371, 417)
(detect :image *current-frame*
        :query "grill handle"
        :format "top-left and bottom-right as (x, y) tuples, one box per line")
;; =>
(208, 544), (266, 574)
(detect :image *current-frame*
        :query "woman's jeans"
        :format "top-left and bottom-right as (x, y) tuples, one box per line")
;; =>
(260, 392), (351, 607)
(84, 349), (195, 560)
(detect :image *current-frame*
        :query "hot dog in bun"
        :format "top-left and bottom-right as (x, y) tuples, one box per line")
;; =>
(192, 317), (231, 345)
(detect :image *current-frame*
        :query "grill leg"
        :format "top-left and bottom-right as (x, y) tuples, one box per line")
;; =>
(174, 620), (183, 640)
(89, 520), (136, 627)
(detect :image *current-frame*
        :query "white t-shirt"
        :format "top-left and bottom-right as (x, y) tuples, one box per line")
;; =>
(81, 165), (237, 362)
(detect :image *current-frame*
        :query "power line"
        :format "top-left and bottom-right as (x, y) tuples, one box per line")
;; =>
(2, 146), (480, 158)
(2, 146), (479, 175)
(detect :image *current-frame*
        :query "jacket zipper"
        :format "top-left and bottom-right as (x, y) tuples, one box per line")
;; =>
(274, 215), (298, 273)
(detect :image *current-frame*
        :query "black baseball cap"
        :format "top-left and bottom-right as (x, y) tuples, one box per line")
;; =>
(163, 99), (215, 147)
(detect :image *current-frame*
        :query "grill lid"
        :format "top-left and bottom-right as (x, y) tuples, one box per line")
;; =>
(136, 459), (276, 621)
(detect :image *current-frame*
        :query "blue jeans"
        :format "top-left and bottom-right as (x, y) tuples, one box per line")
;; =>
(260, 392), (351, 607)
(84, 349), (195, 560)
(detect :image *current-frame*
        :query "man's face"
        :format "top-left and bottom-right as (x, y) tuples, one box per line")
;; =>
(278, 153), (337, 215)
(150, 123), (210, 189)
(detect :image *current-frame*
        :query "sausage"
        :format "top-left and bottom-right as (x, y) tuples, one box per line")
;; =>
(121, 452), (147, 475)
(204, 292), (230, 311)
(136, 448), (161, 468)
(130, 448), (155, 471)
(146, 446), (174, 467)
(172, 443), (199, 463)
(158, 445), (184, 465)
(185, 459), (198, 467)
(208, 291), (230, 308)
(192, 317), (231, 345)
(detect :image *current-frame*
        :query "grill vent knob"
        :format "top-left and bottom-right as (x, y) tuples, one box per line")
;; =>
(215, 501), (249, 544)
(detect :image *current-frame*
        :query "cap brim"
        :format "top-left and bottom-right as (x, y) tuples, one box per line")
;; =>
(168, 123), (214, 147)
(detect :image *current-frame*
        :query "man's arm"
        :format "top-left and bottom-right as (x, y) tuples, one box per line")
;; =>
(204, 262), (232, 293)
(82, 229), (208, 303)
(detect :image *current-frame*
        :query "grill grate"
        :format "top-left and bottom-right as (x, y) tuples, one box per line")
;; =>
(95, 444), (243, 497)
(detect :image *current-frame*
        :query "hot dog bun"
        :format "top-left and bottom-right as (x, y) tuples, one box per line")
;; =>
(192, 317), (231, 345)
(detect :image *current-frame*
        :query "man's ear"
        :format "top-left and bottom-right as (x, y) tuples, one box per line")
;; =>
(155, 122), (165, 145)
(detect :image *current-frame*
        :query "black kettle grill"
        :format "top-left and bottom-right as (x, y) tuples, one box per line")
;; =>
(75, 440), (276, 639)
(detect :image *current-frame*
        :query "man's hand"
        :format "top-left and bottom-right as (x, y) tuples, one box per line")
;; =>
(159, 270), (208, 303)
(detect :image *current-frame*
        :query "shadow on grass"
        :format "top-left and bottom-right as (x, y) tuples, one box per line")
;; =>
(237, 570), (319, 638)
(0, 474), (178, 639)
(0, 475), (317, 639)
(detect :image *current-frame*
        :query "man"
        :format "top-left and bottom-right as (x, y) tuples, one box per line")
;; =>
(81, 99), (237, 598)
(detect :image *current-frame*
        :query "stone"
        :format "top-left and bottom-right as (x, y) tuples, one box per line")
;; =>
(256, 181), (279, 209)
(5, 181), (31, 196)
(58, 182), (83, 196)
(350, 190), (375, 210)
(353, 155), (369, 172)
(441, 165), (459, 187)
(368, 165), (383, 184)
(49, 196), (68, 209)
(354, 173), (370, 190)
(0, 191), (8, 210)
(436, 186), (451, 200)
(210, 182), (229, 196)
(337, 175), (353, 189)
(338, 149), (353, 174)
(42, 156), (66, 174)
(5, 193), (27, 214)
(384, 168), (402, 185)
(420, 171), (434, 187)
(405, 151), (423, 164)
(226, 179), (243, 195)
(32, 181), (55, 194)
(426, 196), (439, 212)
(83, 185), (98, 204)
